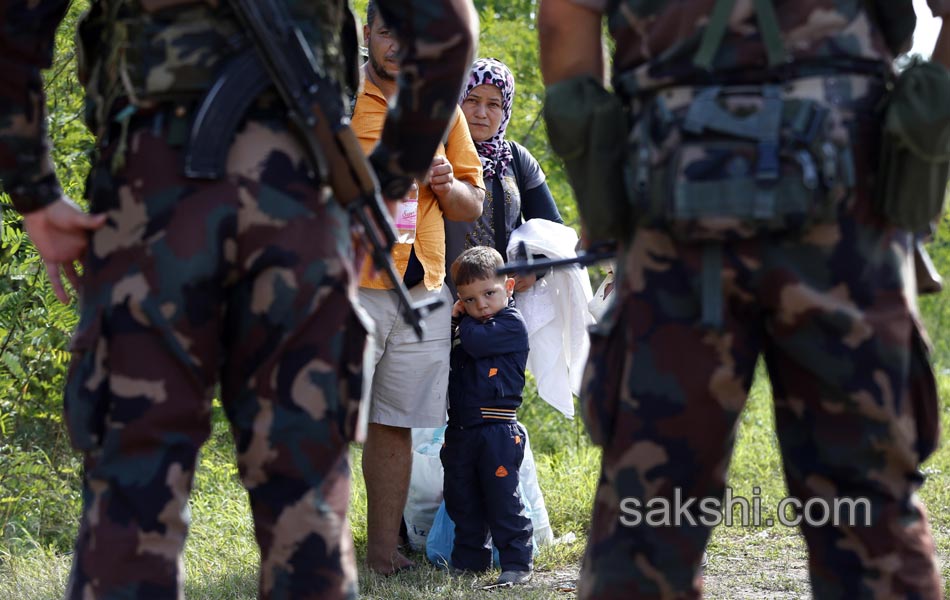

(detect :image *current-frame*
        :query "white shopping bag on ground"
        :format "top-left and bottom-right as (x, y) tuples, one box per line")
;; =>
(403, 426), (447, 551)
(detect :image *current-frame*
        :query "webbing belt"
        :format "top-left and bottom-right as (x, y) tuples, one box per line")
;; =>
(692, 0), (786, 329)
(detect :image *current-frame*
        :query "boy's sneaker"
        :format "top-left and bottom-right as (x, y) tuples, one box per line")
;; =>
(495, 570), (532, 586)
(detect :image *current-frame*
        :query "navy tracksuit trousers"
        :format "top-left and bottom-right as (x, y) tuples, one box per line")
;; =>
(441, 422), (533, 572)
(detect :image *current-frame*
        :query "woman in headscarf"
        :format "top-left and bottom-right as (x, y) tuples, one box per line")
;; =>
(445, 57), (563, 295)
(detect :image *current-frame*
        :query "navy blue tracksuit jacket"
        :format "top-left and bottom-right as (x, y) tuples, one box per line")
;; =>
(441, 306), (534, 572)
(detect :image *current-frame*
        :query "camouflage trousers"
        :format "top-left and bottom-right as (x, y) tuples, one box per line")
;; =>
(63, 111), (367, 599)
(578, 105), (943, 598)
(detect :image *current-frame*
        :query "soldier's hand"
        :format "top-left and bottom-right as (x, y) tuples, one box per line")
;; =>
(22, 197), (107, 304)
(427, 155), (455, 199)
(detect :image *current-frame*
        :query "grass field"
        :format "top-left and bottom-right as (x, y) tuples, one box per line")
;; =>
(1, 370), (948, 599)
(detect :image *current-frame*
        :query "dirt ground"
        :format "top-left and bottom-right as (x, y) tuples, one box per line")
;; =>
(524, 554), (813, 599)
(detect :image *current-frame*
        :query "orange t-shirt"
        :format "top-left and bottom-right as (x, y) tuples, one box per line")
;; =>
(352, 78), (484, 291)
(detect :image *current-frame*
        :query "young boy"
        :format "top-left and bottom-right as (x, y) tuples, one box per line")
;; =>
(442, 246), (533, 586)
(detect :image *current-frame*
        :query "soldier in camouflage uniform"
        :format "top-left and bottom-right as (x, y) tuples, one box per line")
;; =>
(539, 0), (949, 598)
(0, 1), (476, 598)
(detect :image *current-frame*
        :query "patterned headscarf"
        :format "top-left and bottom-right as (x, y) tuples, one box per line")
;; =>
(460, 58), (515, 180)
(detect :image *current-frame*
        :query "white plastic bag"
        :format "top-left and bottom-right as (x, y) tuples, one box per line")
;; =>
(519, 429), (554, 545)
(403, 426), (447, 551)
(423, 425), (554, 566)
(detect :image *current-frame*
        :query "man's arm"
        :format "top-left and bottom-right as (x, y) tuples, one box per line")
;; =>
(428, 154), (484, 221)
(371, 0), (478, 196)
(432, 110), (484, 222)
(0, 1), (106, 302)
(0, 0), (69, 214)
(538, 0), (605, 85)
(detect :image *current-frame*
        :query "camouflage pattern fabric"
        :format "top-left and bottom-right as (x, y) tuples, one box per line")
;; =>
(0, 0), (477, 212)
(0, 0), (69, 212)
(63, 111), (367, 599)
(579, 73), (942, 599)
(0, 0), (477, 598)
(573, 0), (920, 94)
(565, 1), (944, 598)
(627, 76), (857, 242)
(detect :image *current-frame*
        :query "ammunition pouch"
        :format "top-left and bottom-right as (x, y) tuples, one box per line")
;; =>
(623, 78), (858, 328)
(542, 76), (631, 244)
(875, 59), (950, 233)
(626, 82), (855, 243)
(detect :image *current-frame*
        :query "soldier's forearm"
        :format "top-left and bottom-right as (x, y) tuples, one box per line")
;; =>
(538, 0), (604, 85)
(439, 181), (484, 222)
(374, 0), (478, 181)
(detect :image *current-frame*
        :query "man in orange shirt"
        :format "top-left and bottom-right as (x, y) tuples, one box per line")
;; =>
(354, 0), (485, 575)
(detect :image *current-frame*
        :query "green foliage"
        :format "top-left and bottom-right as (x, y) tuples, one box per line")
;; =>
(0, 213), (83, 554)
(6, 372), (950, 597)
(919, 211), (950, 366)
(350, 0), (578, 228)
(476, 4), (578, 229)
(3, 2), (950, 590)
(0, 1), (90, 555)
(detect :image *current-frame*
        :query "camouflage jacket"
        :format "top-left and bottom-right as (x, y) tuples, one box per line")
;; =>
(0, 0), (475, 214)
(569, 0), (949, 94)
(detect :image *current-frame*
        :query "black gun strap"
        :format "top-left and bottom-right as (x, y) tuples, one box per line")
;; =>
(492, 175), (508, 259)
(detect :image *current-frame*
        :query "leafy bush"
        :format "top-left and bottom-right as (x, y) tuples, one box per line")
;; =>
(2, 0), (949, 561)
(0, 1), (90, 555)
(920, 212), (950, 367)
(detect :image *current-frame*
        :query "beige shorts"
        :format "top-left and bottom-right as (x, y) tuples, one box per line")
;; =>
(359, 284), (452, 428)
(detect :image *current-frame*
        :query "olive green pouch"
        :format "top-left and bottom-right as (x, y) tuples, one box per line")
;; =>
(877, 59), (950, 232)
(543, 76), (630, 243)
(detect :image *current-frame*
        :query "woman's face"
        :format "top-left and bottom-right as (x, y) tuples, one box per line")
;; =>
(462, 84), (505, 143)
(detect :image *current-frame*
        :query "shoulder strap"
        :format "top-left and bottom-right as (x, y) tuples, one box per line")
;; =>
(509, 141), (527, 194)
(693, 0), (786, 71)
(491, 176), (509, 259)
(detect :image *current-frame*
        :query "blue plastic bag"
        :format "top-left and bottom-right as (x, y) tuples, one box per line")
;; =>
(426, 485), (541, 569)
(425, 500), (501, 568)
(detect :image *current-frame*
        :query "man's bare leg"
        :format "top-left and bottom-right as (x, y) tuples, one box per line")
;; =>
(363, 422), (414, 574)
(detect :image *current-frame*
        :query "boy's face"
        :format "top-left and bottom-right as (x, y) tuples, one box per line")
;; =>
(456, 276), (515, 322)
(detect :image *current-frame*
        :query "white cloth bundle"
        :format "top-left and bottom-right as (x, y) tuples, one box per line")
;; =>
(507, 219), (594, 418)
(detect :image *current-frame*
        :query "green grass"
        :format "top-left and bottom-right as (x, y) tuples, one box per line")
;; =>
(2, 373), (949, 598)
(704, 368), (950, 599)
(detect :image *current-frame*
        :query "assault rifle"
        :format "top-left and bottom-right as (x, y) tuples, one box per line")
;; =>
(499, 239), (943, 299)
(496, 241), (616, 277)
(184, 0), (441, 339)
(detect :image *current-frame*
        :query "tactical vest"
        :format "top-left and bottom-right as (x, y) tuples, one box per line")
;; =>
(77, 0), (359, 139)
(622, 0), (867, 328)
